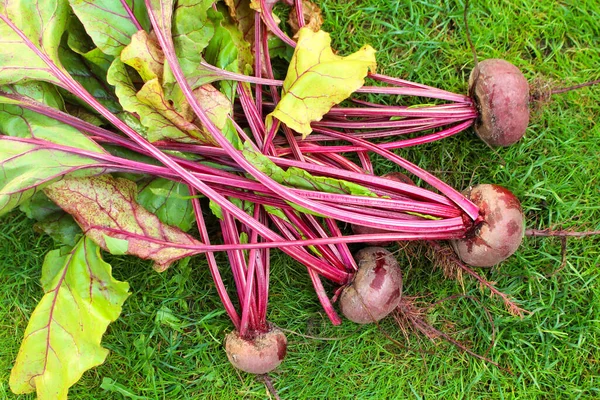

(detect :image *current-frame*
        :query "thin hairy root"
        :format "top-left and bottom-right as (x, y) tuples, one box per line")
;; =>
(424, 241), (464, 285)
(531, 77), (600, 111)
(427, 241), (528, 317)
(393, 295), (506, 372)
(545, 236), (568, 278)
(393, 296), (439, 342)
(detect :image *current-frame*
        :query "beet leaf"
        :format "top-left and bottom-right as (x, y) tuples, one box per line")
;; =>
(44, 174), (203, 271)
(68, 0), (149, 56)
(9, 237), (130, 399)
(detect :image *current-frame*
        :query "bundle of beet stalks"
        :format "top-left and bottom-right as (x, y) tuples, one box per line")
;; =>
(1, 0), (570, 398)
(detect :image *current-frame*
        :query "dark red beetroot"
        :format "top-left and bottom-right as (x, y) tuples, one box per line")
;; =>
(469, 59), (530, 147)
(351, 172), (415, 246)
(224, 327), (287, 374)
(451, 184), (524, 267)
(339, 247), (403, 324)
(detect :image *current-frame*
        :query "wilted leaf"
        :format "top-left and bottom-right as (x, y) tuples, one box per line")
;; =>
(0, 0), (69, 86)
(9, 237), (130, 399)
(223, 0), (256, 44)
(121, 30), (164, 82)
(136, 78), (217, 144)
(266, 28), (376, 137)
(44, 175), (202, 271)
(190, 84), (233, 130)
(107, 58), (202, 144)
(288, 0), (323, 37)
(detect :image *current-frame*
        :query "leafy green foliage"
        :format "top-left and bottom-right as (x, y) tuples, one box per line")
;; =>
(20, 191), (82, 246)
(68, 0), (148, 56)
(58, 42), (121, 112)
(170, 0), (215, 81)
(9, 237), (130, 399)
(0, 137), (108, 216)
(0, 82), (105, 151)
(0, 0), (70, 86)
(137, 177), (196, 232)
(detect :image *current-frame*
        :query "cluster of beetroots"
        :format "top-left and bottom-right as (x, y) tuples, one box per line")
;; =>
(221, 56), (530, 374)
(0, 0), (533, 378)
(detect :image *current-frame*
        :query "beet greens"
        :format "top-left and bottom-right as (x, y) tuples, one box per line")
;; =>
(1, 0), (561, 396)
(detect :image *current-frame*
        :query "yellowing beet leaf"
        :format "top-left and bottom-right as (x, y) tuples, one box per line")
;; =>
(9, 237), (130, 400)
(267, 28), (376, 137)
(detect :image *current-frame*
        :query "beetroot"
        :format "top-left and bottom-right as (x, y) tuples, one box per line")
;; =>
(224, 327), (287, 374)
(451, 184), (524, 267)
(339, 247), (403, 324)
(469, 59), (530, 147)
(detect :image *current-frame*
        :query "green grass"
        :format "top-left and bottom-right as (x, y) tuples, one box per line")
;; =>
(2, 0), (600, 398)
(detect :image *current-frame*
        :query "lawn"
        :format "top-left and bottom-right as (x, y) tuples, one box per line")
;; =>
(1, 0), (600, 399)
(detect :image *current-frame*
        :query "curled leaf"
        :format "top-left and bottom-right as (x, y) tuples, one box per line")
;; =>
(107, 58), (206, 144)
(121, 30), (165, 82)
(288, 0), (323, 37)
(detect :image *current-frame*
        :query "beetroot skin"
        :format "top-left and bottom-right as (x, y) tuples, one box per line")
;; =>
(469, 59), (529, 147)
(339, 247), (403, 324)
(451, 184), (524, 267)
(224, 327), (287, 374)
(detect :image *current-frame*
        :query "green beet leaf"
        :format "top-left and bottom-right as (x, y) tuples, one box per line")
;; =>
(68, 0), (149, 56)
(58, 42), (121, 112)
(0, 137), (109, 216)
(204, 5), (253, 107)
(137, 177), (196, 232)
(20, 191), (82, 246)
(44, 175), (202, 271)
(0, 82), (107, 152)
(171, 0), (215, 80)
(0, 0), (70, 86)
(65, 14), (116, 90)
(161, 0), (219, 115)
(9, 237), (130, 399)
(266, 28), (377, 137)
